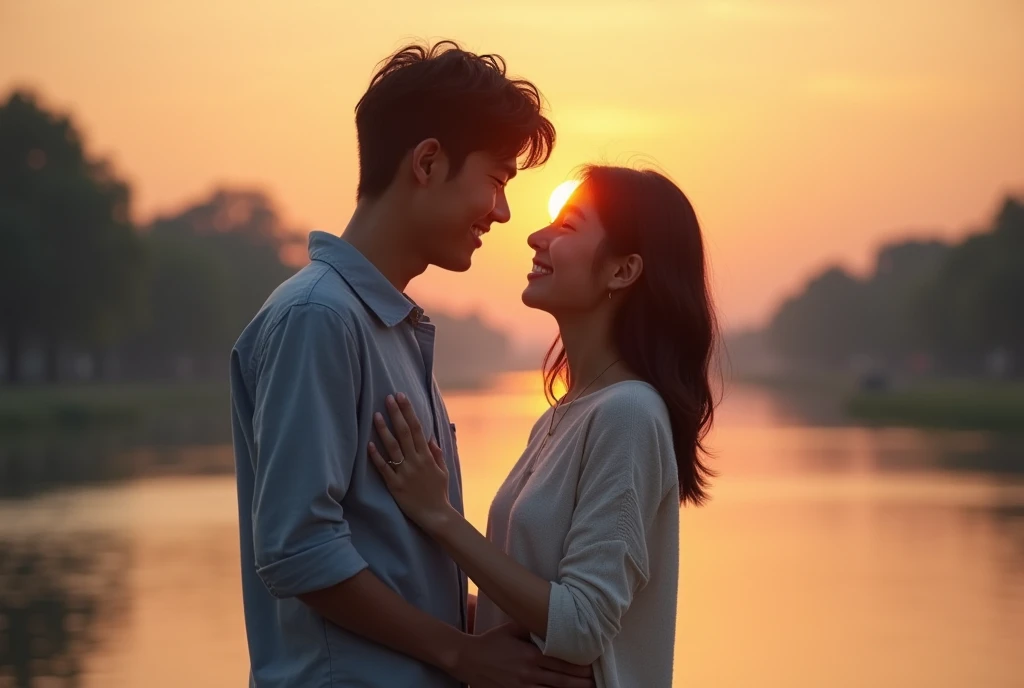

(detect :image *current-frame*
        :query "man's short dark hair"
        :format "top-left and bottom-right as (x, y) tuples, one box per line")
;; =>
(354, 40), (556, 200)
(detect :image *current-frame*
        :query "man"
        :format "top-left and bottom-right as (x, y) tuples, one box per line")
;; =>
(230, 41), (592, 687)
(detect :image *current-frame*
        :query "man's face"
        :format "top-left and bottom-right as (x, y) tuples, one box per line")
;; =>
(415, 150), (517, 272)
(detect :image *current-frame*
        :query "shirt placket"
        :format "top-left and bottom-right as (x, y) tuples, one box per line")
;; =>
(409, 309), (468, 633)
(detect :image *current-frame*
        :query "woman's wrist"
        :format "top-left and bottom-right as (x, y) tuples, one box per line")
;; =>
(420, 503), (460, 538)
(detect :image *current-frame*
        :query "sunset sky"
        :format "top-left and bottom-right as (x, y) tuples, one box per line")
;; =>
(2, 0), (1022, 349)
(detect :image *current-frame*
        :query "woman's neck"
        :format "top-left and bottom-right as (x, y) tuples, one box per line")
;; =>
(556, 309), (622, 397)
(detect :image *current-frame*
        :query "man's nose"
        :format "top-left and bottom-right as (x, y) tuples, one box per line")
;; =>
(490, 190), (511, 224)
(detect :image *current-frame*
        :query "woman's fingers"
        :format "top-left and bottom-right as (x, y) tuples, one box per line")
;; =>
(372, 411), (404, 463)
(385, 395), (419, 459)
(368, 442), (396, 485)
(428, 438), (447, 473)
(377, 394), (445, 477)
(395, 393), (429, 454)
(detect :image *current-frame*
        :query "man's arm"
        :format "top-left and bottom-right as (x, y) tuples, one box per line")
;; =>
(252, 303), (462, 670)
(302, 574), (591, 687)
(299, 571), (466, 673)
(250, 303), (368, 599)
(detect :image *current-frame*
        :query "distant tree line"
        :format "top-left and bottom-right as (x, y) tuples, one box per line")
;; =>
(766, 196), (1024, 376)
(0, 90), (305, 384)
(0, 89), (511, 386)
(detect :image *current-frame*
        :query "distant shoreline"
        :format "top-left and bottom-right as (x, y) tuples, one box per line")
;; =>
(0, 381), (229, 431)
(846, 380), (1024, 432)
(0, 373), (509, 431)
(734, 373), (1024, 432)
(2, 374), (1021, 433)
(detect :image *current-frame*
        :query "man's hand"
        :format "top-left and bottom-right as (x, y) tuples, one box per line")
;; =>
(451, 623), (594, 688)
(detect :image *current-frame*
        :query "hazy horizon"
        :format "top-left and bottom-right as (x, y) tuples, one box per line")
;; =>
(3, 0), (1022, 348)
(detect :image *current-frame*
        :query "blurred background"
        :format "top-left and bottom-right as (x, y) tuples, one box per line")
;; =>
(1, 1), (1022, 686)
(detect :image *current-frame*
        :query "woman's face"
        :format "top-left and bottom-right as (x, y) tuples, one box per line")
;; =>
(522, 187), (620, 315)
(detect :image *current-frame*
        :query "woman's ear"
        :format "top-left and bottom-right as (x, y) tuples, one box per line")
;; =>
(610, 253), (644, 291)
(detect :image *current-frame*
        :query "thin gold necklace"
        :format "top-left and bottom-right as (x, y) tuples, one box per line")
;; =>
(540, 358), (620, 450)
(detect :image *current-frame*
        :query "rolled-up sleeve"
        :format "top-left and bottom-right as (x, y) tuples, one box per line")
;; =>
(535, 395), (670, 665)
(250, 303), (368, 598)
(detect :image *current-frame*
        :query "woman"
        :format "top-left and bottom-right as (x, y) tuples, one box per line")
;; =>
(368, 165), (717, 687)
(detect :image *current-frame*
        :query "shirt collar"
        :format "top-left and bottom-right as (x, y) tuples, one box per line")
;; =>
(307, 231), (424, 328)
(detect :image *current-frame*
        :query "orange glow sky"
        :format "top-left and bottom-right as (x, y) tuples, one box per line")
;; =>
(2, 0), (1022, 348)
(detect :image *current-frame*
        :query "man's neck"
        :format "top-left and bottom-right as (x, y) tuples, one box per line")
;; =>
(341, 197), (427, 293)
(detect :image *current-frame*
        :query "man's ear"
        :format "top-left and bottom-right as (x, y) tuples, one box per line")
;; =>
(411, 138), (444, 185)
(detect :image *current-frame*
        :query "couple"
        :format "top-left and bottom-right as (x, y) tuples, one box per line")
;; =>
(230, 40), (717, 688)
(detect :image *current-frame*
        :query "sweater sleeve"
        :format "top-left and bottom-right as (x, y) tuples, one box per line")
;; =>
(535, 386), (675, 664)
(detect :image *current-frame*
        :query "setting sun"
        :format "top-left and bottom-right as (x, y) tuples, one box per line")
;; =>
(548, 180), (581, 222)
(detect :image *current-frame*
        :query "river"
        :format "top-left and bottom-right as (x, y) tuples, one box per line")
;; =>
(1, 373), (1022, 687)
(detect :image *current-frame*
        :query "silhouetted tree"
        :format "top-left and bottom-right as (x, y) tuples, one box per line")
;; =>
(131, 231), (230, 372)
(123, 188), (300, 378)
(767, 196), (1024, 376)
(0, 91), (143, 384)
(915, 198), (1024, 372)
(863, 239), (950, 362)
(769, 267), (870, 368)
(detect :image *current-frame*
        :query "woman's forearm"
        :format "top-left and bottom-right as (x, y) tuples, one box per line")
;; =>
(426, 508), (551, 639)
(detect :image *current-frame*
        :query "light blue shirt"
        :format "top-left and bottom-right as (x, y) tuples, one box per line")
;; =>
(230, 231), (466, 687)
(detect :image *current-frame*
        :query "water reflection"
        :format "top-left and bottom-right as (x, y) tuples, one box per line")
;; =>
(0, 411), (234, 499)
(984, 501), (1024, 578)
(0, 432), (133, 499)
(0, 534), (129, 687)
(0, 376), (1021, 687)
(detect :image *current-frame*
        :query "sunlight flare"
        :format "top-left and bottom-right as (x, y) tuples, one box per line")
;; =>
(548, 180), (581, 222)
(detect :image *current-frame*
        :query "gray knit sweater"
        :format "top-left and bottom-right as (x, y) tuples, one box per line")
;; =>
(475, 381), (681, 688)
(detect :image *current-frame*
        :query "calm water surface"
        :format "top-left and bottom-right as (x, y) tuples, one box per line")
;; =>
(1, 373), (1022, 687)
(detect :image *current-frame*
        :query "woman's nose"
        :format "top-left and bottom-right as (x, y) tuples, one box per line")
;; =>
(527, 225), (551, 251)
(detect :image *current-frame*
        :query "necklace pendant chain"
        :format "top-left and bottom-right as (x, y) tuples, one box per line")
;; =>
(542, 358), (620, 449)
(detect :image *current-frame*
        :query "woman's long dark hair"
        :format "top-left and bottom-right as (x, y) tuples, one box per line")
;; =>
(543, 165), (718, 506)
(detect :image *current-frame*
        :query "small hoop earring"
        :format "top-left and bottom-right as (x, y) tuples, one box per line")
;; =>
(608, 291), (613, 300)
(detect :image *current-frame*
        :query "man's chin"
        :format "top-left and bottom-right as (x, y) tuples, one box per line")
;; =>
(432, 254), (473, 273)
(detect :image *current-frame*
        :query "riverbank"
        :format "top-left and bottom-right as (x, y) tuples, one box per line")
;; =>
(847, 380), (1024, 431)
(3, 375), (1022, 433)
(0, 382), (229, 430)
(0, 372), (499, 431)
(734, 373), (1024, 432)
